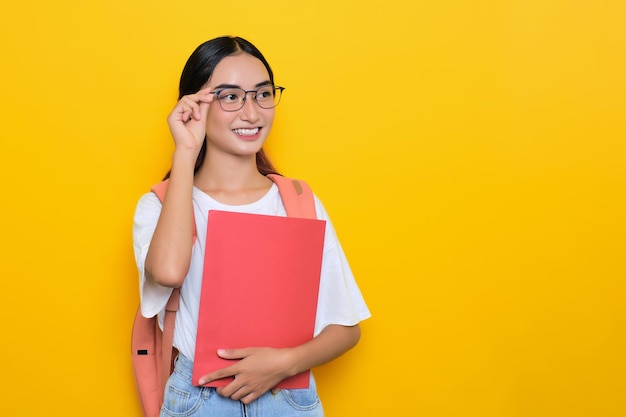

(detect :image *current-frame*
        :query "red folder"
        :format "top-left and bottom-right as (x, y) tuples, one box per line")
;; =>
(192, 210), (326, 389)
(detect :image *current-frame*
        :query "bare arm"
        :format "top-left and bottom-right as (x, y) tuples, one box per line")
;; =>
(144, 151), (197, 287)
(144, 89), (214, 287)
(198, 324), (362, 404)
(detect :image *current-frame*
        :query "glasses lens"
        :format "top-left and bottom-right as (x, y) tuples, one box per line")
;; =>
(255, 85), (279, 109)
(217, 88), (245, 111)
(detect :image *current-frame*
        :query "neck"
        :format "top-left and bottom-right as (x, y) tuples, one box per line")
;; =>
(193, 152), (272, 204)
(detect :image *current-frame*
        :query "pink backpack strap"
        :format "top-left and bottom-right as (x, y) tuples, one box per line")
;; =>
(161, 288), (179, 390)
(267, 174), (317, 220)
(150, 180), (169, 203)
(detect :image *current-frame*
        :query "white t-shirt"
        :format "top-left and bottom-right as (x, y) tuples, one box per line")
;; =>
(133, 183), (371, 360)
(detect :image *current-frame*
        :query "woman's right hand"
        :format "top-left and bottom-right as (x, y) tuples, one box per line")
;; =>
(167, 88), (215, 155)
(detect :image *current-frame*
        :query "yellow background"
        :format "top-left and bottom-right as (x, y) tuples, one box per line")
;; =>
(1, 1), (625, 416)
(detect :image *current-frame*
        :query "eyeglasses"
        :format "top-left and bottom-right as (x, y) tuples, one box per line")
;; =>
(210, 85), (285, 112)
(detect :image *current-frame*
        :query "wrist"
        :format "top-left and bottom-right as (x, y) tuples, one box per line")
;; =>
(171, 149), (199, 170)
(281, 347), (305, 378)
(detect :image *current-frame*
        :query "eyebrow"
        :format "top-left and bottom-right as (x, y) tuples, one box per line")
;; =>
(213, 80), (272, 90)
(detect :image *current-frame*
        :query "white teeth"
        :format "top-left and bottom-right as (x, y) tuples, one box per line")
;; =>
(232, 128), (259, 136)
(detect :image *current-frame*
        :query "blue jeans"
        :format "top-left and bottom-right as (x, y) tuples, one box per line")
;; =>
(161, 354), (324, 417)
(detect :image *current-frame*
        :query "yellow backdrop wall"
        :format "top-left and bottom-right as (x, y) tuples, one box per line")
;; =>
(1, 1), (625, 416)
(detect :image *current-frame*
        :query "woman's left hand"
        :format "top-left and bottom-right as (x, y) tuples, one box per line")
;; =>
(197, 347), (295, 404)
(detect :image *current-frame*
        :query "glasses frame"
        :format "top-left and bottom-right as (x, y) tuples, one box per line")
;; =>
(210, 85), (285, 112)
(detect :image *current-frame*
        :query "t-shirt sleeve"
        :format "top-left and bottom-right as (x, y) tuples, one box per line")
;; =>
(313, 196), (371, 336)
(132, 192), (173, 318)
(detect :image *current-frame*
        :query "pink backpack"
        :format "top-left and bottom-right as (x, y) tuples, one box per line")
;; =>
(131, 174), (317, 417)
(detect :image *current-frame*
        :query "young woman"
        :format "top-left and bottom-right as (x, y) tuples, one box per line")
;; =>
(133, 36), (370, 416)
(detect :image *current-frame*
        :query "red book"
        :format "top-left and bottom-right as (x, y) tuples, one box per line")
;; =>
(192, 210), (326, 389)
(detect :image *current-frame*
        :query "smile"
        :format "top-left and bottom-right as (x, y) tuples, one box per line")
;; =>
(232, 128), (260, 136)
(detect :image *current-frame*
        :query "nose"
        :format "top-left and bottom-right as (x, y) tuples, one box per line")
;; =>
(239, 93), (260, 122)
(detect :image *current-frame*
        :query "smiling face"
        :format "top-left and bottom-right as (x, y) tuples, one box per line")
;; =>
(203, 53), (276, 161)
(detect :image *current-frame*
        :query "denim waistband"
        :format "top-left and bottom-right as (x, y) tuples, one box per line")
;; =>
(173, 353), (194, 376)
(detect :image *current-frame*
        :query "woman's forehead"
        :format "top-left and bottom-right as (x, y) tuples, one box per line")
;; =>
(209, 53), (270, 88)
